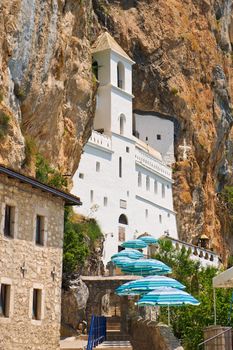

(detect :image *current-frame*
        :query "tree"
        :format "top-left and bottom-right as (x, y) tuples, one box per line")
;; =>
(153, 238), (233, 350)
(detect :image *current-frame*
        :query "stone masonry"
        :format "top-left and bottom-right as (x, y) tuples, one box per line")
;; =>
(130, 318), (184, 350)
(0, 170), (80, 350)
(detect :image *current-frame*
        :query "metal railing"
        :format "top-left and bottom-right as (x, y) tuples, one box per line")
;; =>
(198, 327), (232, 349)
(86, 315), (106, 350)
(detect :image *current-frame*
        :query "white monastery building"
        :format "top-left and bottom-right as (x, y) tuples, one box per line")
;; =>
(72, 32), (178, 265)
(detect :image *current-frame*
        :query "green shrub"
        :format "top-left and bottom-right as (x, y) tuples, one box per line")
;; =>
(14, 84), (26, 100)
(220, 186), (233, 213)
(63, 208), (103, 273)
(63, 219), (89, 273)
(24, 135), (37, 166)
(0, 91), (3, 103)
(153, 238), (233, 349)
(171, 87), (179, 95)
(35, 154), (67, 190)
(0, 111), (10, 139)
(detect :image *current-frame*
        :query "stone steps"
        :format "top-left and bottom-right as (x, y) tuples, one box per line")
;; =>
(106, 332), (130, 342)
(107, 324), (121, 331)
(95, 341), (132, 350)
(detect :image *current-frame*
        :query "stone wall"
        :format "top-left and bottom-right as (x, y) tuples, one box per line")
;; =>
(0, 173), (65, 350)
(130, 318), (183, 350)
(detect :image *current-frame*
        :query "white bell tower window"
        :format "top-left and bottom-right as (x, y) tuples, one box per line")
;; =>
(117, 62), (125, 89)
(120, 114), (126, 135)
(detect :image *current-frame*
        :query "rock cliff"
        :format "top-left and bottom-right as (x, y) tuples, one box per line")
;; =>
(1, 0), (233, 260)
(0, 0), (96, 172)
(93, 0), (233, 261)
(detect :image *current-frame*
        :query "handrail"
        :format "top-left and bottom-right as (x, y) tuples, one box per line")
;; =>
(86, 315), (106, 350)
(198, 327), (232, 347)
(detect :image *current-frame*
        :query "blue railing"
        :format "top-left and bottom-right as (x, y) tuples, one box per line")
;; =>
(86, 315), (106, 350)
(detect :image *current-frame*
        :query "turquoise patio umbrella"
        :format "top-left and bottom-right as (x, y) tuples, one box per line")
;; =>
(111, 249), (143, 260)
(137, 287), (200, 325)
(121, 259), (171, 276)
(140, 236), (158, 245)
(116, 276), (185, 296)
(121, 239), (148, 249)
(111, 256), (135, 268)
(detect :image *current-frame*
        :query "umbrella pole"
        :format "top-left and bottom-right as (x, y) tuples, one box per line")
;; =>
(214, 288), (217, 325)
(168, 305), (170, 326)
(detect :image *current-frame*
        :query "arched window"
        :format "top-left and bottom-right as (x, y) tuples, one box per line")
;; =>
(119, 114), (126, 135)
(117, 62), (125, 89)
(92, 61), (98, 80)
(119, 157), (122, 178)
(146, 176), (150, 191)
(154, 180), (158, 194)
(138, 172), (142, 187)
(119, 214), (128, 225)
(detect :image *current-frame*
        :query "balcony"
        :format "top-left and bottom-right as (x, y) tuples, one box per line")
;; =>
(88, 130), (112, 152)
(135, 147), (172, 179)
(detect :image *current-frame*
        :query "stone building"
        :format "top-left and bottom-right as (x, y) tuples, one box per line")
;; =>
(0, 165), (81, 350)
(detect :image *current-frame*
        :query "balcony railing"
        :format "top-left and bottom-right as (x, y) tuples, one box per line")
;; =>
(135, 147), (172, 179)
(88, 130), (112, 151)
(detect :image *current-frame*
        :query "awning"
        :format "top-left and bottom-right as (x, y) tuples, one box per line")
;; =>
(213, 266), (233, 288)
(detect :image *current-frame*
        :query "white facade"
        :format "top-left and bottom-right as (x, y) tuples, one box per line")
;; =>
(134, 112), (175, 165)
(72, 33), (178, 265)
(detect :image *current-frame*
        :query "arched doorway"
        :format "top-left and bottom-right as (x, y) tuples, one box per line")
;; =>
(118, 214), (128, 242)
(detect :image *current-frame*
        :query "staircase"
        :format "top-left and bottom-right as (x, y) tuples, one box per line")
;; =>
(106, 317), (130, 342)
(95, 341), (132, 350)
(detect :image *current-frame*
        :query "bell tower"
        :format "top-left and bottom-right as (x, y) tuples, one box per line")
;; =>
(92, 32), (134, 138)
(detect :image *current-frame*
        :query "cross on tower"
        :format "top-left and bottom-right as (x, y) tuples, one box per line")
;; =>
(178, 139), (191, 160)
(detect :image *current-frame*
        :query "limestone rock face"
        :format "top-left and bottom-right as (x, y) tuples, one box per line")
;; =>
(92, 0), (233, 261)
(2, 1), (233, 260)
(61, 278), (89, 335)
(0, 0), (96, 173)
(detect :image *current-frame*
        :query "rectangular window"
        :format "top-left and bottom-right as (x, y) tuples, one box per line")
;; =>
(4, 205), (15, 238)
(120, 200), (127, 209)
(126, 147), (130, 153)
(90, 190), (94, 203)
(157, 134), (161, 140)
(79, 173), (84, 179)
(0, 284), (11, 318)
(162, 184), (165, 198)
(119, 157), (122, 178)
(104, 197), (108, 207)
(159, 214), (162, 223)
(32, 289), (42, 320)
(145, 209), (148, 218)
(35, 215), (44, 246)
(96, 162), (100, 172)
(154, 180), (158, 194)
